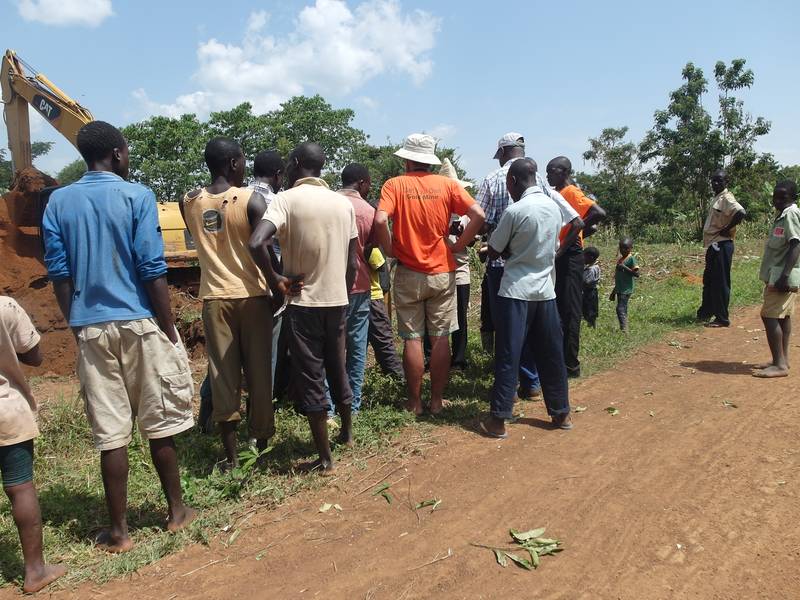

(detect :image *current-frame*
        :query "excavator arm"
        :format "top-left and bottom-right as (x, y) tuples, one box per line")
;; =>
(1, 49), (195, 262)
(1, 49), (93, 172)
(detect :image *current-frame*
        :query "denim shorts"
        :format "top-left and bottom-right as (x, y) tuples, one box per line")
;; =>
(0, 439), (34, 488)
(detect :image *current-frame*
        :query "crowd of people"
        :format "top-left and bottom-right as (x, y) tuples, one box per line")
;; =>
(1, 119), (798, 592)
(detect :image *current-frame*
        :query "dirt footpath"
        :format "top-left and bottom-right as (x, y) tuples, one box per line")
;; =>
(46, 306), (800, 599)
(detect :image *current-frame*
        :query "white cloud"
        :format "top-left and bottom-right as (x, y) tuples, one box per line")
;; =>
(136, 0), (440, 118)
(357, 96), (379, 110)
(17, 0), (113, 27)
(428, 123), (456, 140)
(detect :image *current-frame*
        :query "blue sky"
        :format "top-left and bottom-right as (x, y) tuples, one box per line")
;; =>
(1, 0), (798, 184)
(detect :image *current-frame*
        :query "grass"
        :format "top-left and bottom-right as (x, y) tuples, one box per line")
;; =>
(0, 239), (766, 590)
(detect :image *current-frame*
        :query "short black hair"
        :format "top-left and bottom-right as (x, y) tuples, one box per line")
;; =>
(290, 142), (326, 173)
(253, 150), (284, 178)
(204, 137), (242, 173)
(76, 121), (126, 164)
(776, 179), (798, 199)
(508, 157), (538, 185)
(584, 246), (600, 261)
(620, 237), (634, 247)
(341, 163), (370, 187)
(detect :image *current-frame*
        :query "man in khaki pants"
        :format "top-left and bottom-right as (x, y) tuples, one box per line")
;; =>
(43, 121), (196, 553)
(374, 134), (485, 415)
(181, 137), (276, 471)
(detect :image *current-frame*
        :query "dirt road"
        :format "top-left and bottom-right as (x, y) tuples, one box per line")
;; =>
(36, 306), (800, 599)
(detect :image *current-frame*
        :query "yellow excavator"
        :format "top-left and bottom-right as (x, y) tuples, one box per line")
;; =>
(1, 49), (195, 263)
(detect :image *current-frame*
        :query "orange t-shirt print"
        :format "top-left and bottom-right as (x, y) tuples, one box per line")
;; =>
(558, 184), (596, 246)
(379, 172), (475, 275)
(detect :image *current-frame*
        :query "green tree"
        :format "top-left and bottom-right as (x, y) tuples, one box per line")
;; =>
(581, 126), (643, 225)
(639, 63), (726, 234)
(122, 114), (207, 201)
(55, 158), (86, 185)
(0, 141), (55, 189)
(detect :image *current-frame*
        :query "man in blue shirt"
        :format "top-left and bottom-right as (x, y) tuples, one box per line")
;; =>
(480, 159), (571, 439)
(42, 121), (196, 553)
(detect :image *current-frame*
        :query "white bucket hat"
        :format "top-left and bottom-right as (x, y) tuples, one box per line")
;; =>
(439, 158), (472, 188)
(394, 133), (442, 165)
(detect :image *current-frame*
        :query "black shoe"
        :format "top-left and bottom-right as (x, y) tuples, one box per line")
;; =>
(567, 369), (581, 379)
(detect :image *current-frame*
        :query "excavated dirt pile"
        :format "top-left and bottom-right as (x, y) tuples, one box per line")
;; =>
(1, 168), (74, 375)
(1, 167), (204, 375)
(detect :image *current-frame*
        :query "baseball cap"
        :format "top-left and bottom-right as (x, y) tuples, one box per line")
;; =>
(492, 132), (525, 159)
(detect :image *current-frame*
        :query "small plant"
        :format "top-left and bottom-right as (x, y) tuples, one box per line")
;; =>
(474, 527), (564, 570)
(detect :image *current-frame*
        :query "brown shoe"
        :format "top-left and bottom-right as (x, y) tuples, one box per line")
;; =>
(552, 414), (573, 430)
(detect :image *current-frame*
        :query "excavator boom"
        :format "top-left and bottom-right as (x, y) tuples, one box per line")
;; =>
(1, 50), (194, 261)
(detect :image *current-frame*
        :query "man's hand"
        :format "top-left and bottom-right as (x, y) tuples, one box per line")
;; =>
(775, 274), (791, 293)
(273, 273), (305, 297)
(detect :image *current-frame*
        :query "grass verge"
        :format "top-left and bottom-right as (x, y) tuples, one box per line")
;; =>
(0, 239), (765, 589)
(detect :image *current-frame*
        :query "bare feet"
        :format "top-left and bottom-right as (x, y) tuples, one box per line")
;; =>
(752, 365), (789, 378)
(297, 458), (336, 476)
(404, 401), (424, 416)
(167, 506), (199, 533)
(94, 530), (134, 554)
(429, 398), (452, 415)
(23, 563), (67, 594)
(752, 361), (789, 370)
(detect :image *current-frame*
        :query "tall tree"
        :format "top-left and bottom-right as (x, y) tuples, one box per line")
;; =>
(56, 159), (86, 185)
(582, 126), (642, 225)
(639, 63), (725, 233)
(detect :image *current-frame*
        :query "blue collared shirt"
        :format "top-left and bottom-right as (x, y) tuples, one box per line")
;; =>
(42, 171), (167, 327)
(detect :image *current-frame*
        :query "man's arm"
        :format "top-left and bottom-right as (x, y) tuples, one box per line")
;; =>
(248, 219), (302, 299)
(143, 275), (178, 344)
(775, 239), (800, 292)
(52, 278), (75, 339)
(346, 237), (358, 291)
(18, 344), (43, 367)
(373, 210), (393, 258)
(719, 209), (746, 237)
(582, 204), (607, 237)
(556, 216), (585, 258)
(449, 203), (486, 254)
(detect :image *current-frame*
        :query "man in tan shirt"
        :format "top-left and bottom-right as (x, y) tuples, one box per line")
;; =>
(697, 169), (746, 328)
(180, 137), (276, 470)
(250, 142), (358, 475)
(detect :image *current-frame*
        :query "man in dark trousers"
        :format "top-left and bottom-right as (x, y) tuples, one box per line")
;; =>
(546, 157), (607, 378)
(249, 142), (358, 474)
(697, 170), (746, 327)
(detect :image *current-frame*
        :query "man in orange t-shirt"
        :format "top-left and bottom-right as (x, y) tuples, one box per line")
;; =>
(374, 133), (485, 416)
(546, 156), (607, 378)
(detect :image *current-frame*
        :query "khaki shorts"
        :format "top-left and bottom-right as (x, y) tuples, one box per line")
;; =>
(203, 297), (274, 440)
(392, 265), (457, 339)
(761, 286), (797, 319)
(77, 319), (194, 451)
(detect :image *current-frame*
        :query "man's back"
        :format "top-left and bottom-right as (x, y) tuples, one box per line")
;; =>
(379, 172), (474, 274)
(0, 296), (40, 446)
(182, 186), (267, 300)
(491, 188), (562, 301)
(42, 171), (166, 327)
(339, 189), (375, 295)
(266, 178), (357, 307)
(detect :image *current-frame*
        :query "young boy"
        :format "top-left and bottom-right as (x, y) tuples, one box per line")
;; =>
(1, 296), (66, 593)
(582, 246), (601, 328)
(367, 247), (404, 379)
(753, 180), (800, 378)
(610, 238), (639, 331)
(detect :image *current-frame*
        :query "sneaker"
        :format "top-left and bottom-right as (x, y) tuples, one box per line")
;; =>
(517, 386), (542, 400)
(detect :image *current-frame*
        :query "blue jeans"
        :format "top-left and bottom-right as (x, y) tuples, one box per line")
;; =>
(346, 292), (370, 411)
(326, 293), (371, 415)
(486, 266), (541, 392)
(491, 297), (569, 420)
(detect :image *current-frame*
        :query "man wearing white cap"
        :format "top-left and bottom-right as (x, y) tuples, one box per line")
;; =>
(374, 134), (486, 415)
(476, 133), (583, 401)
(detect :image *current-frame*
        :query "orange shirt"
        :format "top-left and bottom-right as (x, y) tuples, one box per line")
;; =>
(379, 172), (475, 274)
(558, 184), (596, 246)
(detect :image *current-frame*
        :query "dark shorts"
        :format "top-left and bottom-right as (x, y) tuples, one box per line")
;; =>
(285, 304), (353, 415)
(0, 439), (34, 488)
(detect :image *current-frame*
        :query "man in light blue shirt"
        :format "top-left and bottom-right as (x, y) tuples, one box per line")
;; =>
(42, 121), (196, 553)
(480, 158), (571, 439)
